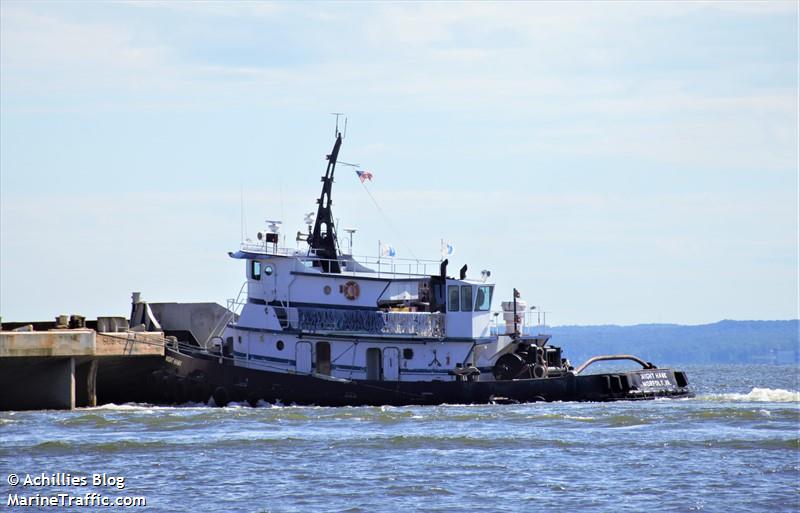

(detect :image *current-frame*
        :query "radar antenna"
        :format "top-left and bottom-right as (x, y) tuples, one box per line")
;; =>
(331, 113), (344, 138)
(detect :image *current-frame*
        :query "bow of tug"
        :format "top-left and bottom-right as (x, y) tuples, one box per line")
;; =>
(565, 366), (692, 401)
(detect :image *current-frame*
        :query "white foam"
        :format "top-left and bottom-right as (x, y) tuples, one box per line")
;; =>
(564, 415), (595, 421)
(85, 402), (206, 411)
(222, 401), (250, 408)
(702, 387), (800, 403)
(88, 402), (156, 411)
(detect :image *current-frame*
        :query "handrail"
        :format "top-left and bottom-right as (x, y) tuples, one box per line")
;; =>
(240, 242), (440, 265)
(574, 354), (656, 375)
(490, 309), (550, 336)
(293, 255), (435, 279)
(239, 242), (441, 279)
(226, 281), (248, 315)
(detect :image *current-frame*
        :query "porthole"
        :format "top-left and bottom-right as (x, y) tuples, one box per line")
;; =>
(403, 348), (414, 360)
(264, 265), (274, 276)
(323, 285), (332, 295)
(276, 340), (285, 351)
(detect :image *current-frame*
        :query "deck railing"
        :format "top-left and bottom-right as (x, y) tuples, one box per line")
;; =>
(490, 310), (550, 336)
(239, 242), (441, 279)
(226, 281), (248, 316)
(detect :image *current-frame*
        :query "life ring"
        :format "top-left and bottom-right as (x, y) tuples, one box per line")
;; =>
(342, 280), (360, 300)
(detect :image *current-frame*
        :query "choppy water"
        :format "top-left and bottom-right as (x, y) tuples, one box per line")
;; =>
(1, 364), (798, 513)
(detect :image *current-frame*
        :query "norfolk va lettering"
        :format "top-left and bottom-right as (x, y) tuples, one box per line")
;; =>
(639, 371), (673, 389)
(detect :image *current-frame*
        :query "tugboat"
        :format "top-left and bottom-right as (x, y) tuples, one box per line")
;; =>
(141, 129), (692, 406)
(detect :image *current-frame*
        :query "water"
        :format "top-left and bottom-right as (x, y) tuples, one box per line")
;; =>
(1, 364), (798, 513)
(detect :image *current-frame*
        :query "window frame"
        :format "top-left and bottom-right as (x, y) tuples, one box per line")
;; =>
(448, 285), (460, 312)
(474, 285), (493, 312)
(251, 260), (261, 280)
(460, 285), (473, 312)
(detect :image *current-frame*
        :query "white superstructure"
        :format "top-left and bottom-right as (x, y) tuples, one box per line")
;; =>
(216, 130), (546, 384)
(222, 243), (515, 382)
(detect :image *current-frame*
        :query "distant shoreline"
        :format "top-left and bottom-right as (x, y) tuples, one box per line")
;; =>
(547, 320), (799, 365)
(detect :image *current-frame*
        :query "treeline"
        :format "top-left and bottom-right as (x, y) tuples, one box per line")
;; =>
(546, 320), (799, 365)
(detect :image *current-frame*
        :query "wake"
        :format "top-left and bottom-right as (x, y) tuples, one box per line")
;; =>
(700, 387), (799, 403)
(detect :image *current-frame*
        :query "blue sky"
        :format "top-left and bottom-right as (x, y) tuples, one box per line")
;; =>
(1, 1), (797, 325)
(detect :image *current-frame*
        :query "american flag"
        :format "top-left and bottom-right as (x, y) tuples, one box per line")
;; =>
(356, 170), (373, 183)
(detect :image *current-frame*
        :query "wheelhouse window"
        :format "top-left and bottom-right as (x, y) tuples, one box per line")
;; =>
(251, 260), (261, 280)
(474, 285), (493, 311)
(460, 285), (473, 312)
(448, 285), (460, 311)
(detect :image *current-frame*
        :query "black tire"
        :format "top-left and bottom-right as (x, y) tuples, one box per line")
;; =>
(162, 375), (176, 404)
(247, 392), (262, 408)
(146, 371), (164, 401)
(189, 380), (206, 403)
(200, 383), (213, 405)
(212, 387), (230, 407)
(173, 378), (187, 404)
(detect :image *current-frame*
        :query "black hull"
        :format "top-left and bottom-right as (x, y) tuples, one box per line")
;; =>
(97, 356), (167, 405)
(151, 348), (693, 406)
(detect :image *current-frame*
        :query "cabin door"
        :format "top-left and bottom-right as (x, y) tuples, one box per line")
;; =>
(296, 342), (312, 374)
(383, 347), (400, 381)
(366, 348), (382, 380)
(260, 262), (278, 303)
(315, 341), (331, 376)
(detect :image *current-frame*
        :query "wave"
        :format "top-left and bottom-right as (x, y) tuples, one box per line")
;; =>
(85, 402), (211, 412)
(664, 438), (799, 450)
(29, 437), (311, 453)
(700, 387), (800, 403)
(58, 414), (118, 427)
(685, 408), (790, 421)
(87, 403), (162, 411)
(329, 434), (577, 450)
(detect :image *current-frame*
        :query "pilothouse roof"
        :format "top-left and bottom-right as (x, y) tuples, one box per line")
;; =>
(230, 246), (452, 281)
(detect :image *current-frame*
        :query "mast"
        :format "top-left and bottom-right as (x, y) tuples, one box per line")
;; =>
(308, 132), (343, 273)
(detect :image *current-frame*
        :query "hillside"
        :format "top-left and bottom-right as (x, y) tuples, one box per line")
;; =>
(545, 320), (799, 365)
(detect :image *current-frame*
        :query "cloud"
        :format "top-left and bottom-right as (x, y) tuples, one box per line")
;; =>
(0, 7), (172, 89)
(1, 2), (796, 323)
(3, 2), (795, 111)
